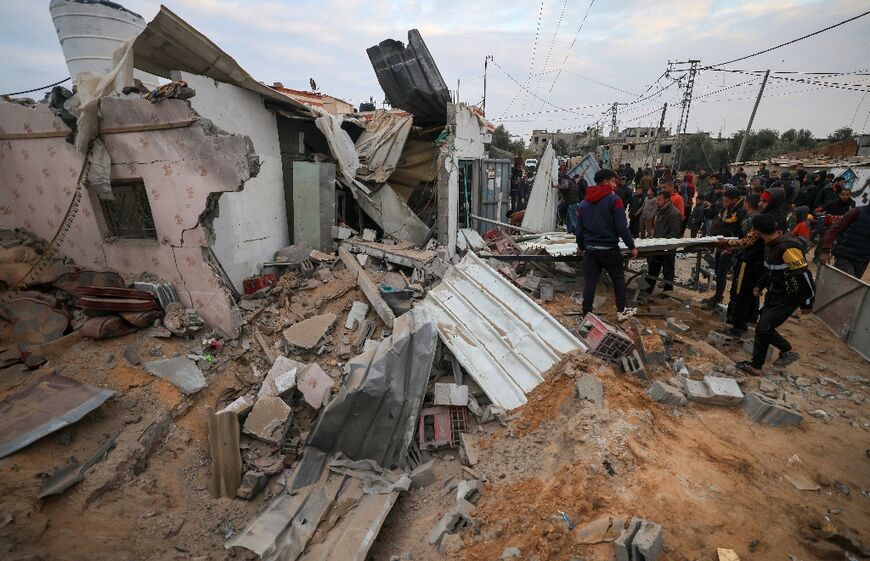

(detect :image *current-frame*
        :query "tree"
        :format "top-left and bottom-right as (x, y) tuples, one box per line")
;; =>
(828, 127), (854, 142)
(489, 124), (526, 157)
(553, 138), (569, 156)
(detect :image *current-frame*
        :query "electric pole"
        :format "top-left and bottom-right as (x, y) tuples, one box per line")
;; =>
(611, 102), (619, 137)
(734, 69), (770, 164)
(647, 102), (668, 160)
(668, 59), (700, 172)
(482, 55), (493, 113)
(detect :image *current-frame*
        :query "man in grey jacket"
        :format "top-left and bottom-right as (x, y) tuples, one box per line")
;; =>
(646, 192), (682, 293)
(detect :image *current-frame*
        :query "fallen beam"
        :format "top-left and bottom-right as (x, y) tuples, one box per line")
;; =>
(339, 248), (396, 325)
(341, 239), (435, 269)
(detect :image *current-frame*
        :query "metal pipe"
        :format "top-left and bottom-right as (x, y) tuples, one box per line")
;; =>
(469, 213), (537, 233)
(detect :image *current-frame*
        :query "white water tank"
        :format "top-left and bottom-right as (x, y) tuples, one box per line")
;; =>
(49, 0), (146, 85)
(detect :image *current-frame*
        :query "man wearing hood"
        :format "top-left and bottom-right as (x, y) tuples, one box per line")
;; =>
(576, 169), (638, 322)
(795, 171), (826, 208)
(702, 188), (746, 310)
(646, 192), (682, 294)
(820, 203), (870, 279)
(735, 213), (815, 375)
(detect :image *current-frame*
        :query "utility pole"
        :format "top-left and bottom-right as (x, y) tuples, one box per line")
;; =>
(668, 59), (700, 172)
(482, 55), (493, 113)
(647, 102), (668, 160)
(734, 69), (770, 164)
(611, 102), (618, 137)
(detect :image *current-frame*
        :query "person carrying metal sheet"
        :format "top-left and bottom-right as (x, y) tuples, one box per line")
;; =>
(575, 169), (638, 322)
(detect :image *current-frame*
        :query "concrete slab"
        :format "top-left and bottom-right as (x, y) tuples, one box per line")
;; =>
(702, 375), (744, 405)
(433, 383), (469, 406)
(243, 396), (291, 444)
(282, 313), (337, 349)
(743, 392), (803, 427)
(258, 356), (301, 399)
(297, 363), (335, 409)
(345, 301), (370, 329)
(216, 395), (254, 416)
(647, 381), (687, 407)
(575, 375), (604, 409)
(143, 356), (206, 395)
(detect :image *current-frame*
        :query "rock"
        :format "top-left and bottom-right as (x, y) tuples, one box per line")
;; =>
(666, 318), (690, 333)
(759, 379), (779, 397)
(834, 481), (850, 496)
(410, 459), (437, 488)
(575, 375), (604, 409)
(216, 395), (254, 416)
(794, 376), (812, 388)
(706, 330), (731, 347)
(501, 547), (521, 559)
(258, 356), (301, 399)
(282, 313), (337, 349)
(143, 356), (206, 395)
(809, 409), (831, 420)
(123, 346), (142, 366)
(433, 383), (469, 406)
(648, 381), (687, 407)
(243, 397), (291, 444)
(236, 470), (268, 500)
(575, 515), (626, 544)
(297, 363), (335, 409)
(344, 301), (370, 329)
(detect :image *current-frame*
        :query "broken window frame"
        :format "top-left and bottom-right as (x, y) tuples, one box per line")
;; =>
(98, 178), (159, 242)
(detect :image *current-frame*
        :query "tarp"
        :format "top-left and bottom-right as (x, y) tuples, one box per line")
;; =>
(355, 111), (413, 183)
(424, 252), (587, 409)
(521, 143), (559, 233)
(289, 306), (438, 490)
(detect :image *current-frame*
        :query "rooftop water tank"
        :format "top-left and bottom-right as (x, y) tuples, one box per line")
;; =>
(49, 0), (146, 85)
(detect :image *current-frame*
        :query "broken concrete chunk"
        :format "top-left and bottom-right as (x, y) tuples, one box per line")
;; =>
(575, 515), (615, 544)
(632, 520), (663, 561)
(258, 356), (301, 399)
(143, 356), (206, 395)
(717, 549), (741, 561)
(362, 228), (377, 241)
(410, 459), (437, 488)
(332, 225), (354, 240)
(297, 363), (335, 409)
(123, 346), (142, 366)
(647, 381), (687, 407)
(216, 395), (254, 416)
(274, 241), (312, 265)
(429, 499), (476, 547)
(243, 396), (291, 444)
(236, 470), (268, 500)
(615, 517), (643, 561)
(539, 282), (554, 302)
(501, 547), (521, 559)
(282, 312), (337, 349)
(666, 317), (690, 334)
(575, 374), (604, 409)
(459, 433), (479, 467)
(702, 375), (744, 405)
(743, 392), (803, 427)
(706, 330), (731, 347)
(345, 301), (370, 329)
(309, 249), (335, 262)
(433, 383), (469, 406)
(456, 478), (482, 504)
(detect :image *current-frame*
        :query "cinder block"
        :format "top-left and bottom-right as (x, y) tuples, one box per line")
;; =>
(614, 517), (643, 561)
(539, 282), (554, 302)
(702, 375), (744, 406)
(621, 350), (647, 380)
(743, 392), (803, 427)
(456, 479), (482, 504)
(433, 383), (469, 406)
(429, 499), (476, 546)
(632, 520), (663, 561)
(648, 381), (687, 407)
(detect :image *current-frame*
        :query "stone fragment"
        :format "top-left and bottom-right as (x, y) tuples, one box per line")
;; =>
(429, 499), (476, 547)
(648, 381), (687, 407)
(123, 346), (142, 366)
(362, 228), (377, 241)
(706, 330), (731, 347)
(433, 383), (469, 406)
(615, 517), (643, 561)
(575, 515), (613, 544)
(632, 520), (663, 560)
(258, 356), (301, 399)
(666, 318), (690, 333)
(345, 301), (370, 329)
(717, 549), (740, 561)
(743, 392), (803, 427)
(282, 313), (337, 349)
(809, 409), (831, 420)
(236, 470), (268, 500)
(243, 396), (291, 444)
(297, 363), (335, 409)
(501, 547), (521, 559)
(459, 433), (479, 467)
(143, 356), (206, 395)
(216, 395), (254, 416)
(575, 375), (604, 409)
(784, 472), (820, 491)
(410, 459), (437, 488)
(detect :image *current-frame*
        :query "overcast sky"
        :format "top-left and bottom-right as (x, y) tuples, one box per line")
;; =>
(2, 0), (869, 142)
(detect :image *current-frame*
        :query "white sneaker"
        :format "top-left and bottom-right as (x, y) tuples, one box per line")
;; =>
(617, 307), (637, 322)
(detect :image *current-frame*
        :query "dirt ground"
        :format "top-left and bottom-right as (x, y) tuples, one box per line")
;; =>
(1, 257), (868, 561)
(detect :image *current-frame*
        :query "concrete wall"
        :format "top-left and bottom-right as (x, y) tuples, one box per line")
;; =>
(180, 72), (288, 291)
(0, 97), (255, 337)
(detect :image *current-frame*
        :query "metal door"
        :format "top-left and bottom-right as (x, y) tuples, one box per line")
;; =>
(471, 159), (510, 234)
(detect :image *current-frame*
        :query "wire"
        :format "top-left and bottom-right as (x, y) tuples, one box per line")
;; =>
(490, 59), (610, 117)
(558, 68), (639, 97)
(542, 0), (597, 96)
(706, 9), (870, 68)
(520, 0), (547, 113)
(849, 91), (869, 129)
(2, 76), (71, 97)
(709, 68), (870, 93)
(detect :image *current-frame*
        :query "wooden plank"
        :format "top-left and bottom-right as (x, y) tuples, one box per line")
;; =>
(338, 247), (396, 326)
(207, 407), (242, 499)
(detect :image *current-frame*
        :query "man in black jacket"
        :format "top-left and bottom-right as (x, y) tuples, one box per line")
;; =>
(813, 175), (845, 209)
(821, 188), (855, 217)
(795, 171), (825, 208)
(702, 187), (746, 309)
(646, 192), (682, 294)
(736, 214), (815, 375)
(820, 204), (870, 279)
(576, 169), (639, 321)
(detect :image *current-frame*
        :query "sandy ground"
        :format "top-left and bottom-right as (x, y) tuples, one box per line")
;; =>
(1, 257), (868, 561)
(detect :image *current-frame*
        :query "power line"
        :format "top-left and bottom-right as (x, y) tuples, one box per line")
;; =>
(1, 76), (71, 97)
(708, 68), (870, 93)
(521, 0), (548, 113)
(531, 0), (569, 103)
(707, 9), (870, 68)
(489, 59), (603, 117)
(541, 0), (597, 96)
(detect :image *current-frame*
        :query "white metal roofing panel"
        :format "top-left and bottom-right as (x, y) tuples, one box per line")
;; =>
(424, 252), (586, 410)
(522, 236), (732, 256)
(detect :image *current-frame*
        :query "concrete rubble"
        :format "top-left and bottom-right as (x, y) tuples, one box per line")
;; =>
(143, 356), (207, 395)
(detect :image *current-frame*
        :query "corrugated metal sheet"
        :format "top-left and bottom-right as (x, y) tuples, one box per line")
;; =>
(355, 111), (413, 183)
(424, 252), (587, 410)
(521, 143), (559, 233)
(367, 29), (451, 124)
(132, 6), (312, 116)
(520, 235), (732, 256)
(814, 264), (870, 361)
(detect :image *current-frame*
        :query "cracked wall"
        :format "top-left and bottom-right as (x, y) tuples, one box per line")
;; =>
(0, 97), (257, 337)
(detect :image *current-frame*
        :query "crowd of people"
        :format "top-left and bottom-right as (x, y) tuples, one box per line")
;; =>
(569, 160), (870, 376)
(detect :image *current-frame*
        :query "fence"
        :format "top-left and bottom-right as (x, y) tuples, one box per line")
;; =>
(813, 264), (870, 361)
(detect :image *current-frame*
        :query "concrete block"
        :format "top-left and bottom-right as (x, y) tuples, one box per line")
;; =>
(332, 225), (354, 240)
(539, 282), (554, 302)
(666, 317), (690, 333)
(703, 375), (744, 405)
(621, 350), (647, 380)
(216, 395), (254, 416)
(456, 478), (482, 504)
(614, 517), (643, 561)
(648, 381), (687, 407)
(297, 363), (335, 409)
(459, 433), (479, 467)
(362, 228), (377, 241)
(429, 499), (476, 546)
(743, 392), (803, 427)
(344, 301), (370, 329)
(706, 330), (731, 347)
(433, 383), (469, 406)
(632, 520), (663, 561)
(575, 375), (604, 409)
